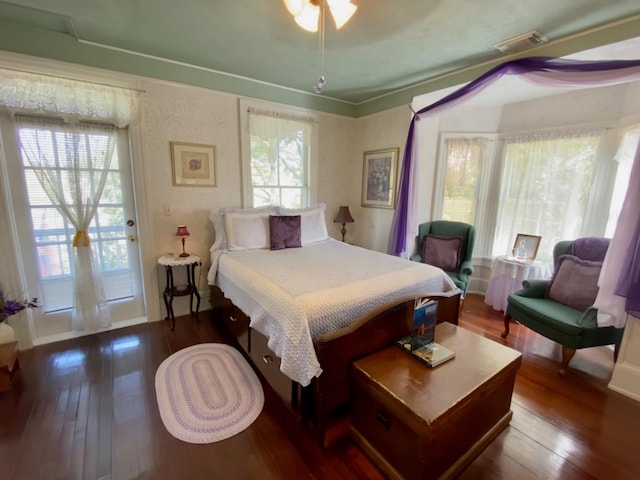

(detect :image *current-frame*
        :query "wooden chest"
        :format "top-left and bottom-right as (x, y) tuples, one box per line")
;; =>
(350, 323), (521, 480)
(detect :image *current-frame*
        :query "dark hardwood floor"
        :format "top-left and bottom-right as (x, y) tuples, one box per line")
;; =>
(1, 294), (638, 479)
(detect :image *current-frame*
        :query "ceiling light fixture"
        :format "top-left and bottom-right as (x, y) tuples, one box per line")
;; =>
(283, 0), (358, 33)
(285, 1), (356, 94)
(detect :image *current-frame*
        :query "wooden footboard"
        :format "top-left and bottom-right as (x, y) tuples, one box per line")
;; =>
(210, 285), (460, 445)
(308, 292), (459, 443)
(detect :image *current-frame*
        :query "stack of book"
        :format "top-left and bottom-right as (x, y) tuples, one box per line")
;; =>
(395, 298), (455, 367)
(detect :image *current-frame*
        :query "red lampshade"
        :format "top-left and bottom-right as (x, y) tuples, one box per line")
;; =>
(176, 225), (190, 238)
(333, 206), (354, 224)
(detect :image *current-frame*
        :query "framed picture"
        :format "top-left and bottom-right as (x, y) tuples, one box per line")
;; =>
(512, 233), (542, 262)
(170, 141), (217, 187)
(361, 147), (399, 209)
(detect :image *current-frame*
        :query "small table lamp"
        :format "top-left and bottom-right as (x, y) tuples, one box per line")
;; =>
(333, 206), (355, 242)
(176, 225), (191, 257)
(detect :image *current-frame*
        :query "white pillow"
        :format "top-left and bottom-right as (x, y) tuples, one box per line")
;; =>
(208, 209), (227, 251)
(278, 203), (329, 245)
(219, 206), (278, 251)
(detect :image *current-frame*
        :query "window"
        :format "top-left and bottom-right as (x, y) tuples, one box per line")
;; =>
(16, 116), (138, 312)
(241, 103), (316, 208)
(440, 137), (489, 224)
(435, 127), (631, 263)
(493, 131), (601, 261)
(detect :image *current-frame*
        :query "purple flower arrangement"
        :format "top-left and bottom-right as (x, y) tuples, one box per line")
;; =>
(0, 289), (39, 323)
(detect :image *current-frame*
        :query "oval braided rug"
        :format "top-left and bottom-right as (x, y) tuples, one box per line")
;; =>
(155, 343), (264, 444)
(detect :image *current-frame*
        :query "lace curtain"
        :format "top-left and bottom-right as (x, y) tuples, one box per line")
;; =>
(493, 130), (601, 263)
(247, 107), (314, 139)
(0, 68), (140, 127)
(1, 68), (139, 333)
(16, 115), (116, 332)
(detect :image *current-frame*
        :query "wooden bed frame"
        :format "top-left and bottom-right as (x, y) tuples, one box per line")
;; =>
(210, 285), (460, 445)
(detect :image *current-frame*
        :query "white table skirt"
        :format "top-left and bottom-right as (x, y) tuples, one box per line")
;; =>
(485, 255), (552, 312)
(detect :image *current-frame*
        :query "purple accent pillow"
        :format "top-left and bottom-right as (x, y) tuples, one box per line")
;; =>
(546, 254), (602, 311)
(269, 215), (302, 250)
(421, 234), (463, 272)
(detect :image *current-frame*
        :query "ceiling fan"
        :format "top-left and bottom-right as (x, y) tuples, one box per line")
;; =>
(283, 0), (358, 32)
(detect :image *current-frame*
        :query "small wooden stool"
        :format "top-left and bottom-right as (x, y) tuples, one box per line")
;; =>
(0, 341), (20, 392)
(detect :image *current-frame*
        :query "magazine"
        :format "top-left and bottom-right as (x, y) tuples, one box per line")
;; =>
(411, 298), (438, 350)
(395, 336), (456, 368)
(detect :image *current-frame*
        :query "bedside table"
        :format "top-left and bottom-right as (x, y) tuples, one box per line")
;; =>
(158, 255), (201, 330)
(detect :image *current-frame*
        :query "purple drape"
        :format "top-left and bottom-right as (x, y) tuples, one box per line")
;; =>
(387, 57), (640, 257)
(593, 138), (640, 326)
(388, 56), (640, 258)
(616, 218), (640, 317)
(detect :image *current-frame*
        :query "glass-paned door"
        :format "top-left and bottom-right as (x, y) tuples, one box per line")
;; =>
(2, 115), (144, 341)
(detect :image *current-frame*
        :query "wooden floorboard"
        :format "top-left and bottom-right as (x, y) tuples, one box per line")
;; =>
(0, 294), (638, 479)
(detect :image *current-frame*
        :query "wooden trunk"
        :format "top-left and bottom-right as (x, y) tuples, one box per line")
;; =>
(350, 323), (522, 480)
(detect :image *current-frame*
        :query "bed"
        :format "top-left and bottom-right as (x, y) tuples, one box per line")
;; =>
(207, 203), (461, 443)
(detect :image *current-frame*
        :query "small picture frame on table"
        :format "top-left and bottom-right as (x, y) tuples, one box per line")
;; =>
(361, 147), (399, 209)
(512, 233), (542, 262)
(170, 141), (217, 187)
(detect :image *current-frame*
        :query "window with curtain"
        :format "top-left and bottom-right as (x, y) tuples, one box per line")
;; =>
(246, 107), (315, 208)
(492, 131), (601, 262)
(440, 137), (488, 224)
(434, 127), (635, 263)
(14, 115), (137, 332)
(605, 127), (640, 237)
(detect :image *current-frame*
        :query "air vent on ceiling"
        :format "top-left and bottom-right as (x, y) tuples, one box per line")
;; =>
(494, 30), (548, 54)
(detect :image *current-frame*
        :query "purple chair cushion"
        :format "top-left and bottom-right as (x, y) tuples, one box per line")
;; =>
(547, 254), (602, 311)
(421, 234), (463, 272)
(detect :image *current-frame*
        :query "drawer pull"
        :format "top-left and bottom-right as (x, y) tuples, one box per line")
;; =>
(376, 409), (391, 429)
(262, 355), (274, 364)
(229, 315), (237, 322)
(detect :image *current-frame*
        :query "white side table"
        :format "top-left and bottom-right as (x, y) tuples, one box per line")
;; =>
(158, 255), (201, 330)
(484, 255), (551, 312)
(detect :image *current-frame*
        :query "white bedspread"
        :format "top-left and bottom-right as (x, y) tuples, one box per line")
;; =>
(210, 239), (458, 386)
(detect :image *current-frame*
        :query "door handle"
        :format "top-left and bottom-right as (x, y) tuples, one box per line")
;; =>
(128, 235), (136, 242)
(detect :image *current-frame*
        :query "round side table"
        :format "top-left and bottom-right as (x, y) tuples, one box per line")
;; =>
(484, 255), (551, 312)
(158, 255), (201, 330)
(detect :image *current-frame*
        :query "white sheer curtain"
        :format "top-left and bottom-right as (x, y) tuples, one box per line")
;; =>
(16, 116), (116, 332)
(493, 130), (601, 263)
(246, 107), (315, 208)
(0, 69), (139, 333)
(0, 68), (139, 127)
(441, 137), (488, 224)
(247, 107), (314, 138)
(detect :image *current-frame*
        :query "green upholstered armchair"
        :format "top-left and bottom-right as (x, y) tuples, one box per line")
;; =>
(410, 221), (475, 297)
(502, 239), (625, 375)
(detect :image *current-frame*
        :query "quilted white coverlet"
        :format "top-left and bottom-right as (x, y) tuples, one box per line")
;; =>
(211, 239), (458, 386)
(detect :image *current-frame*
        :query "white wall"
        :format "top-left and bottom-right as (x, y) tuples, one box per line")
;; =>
(0, 54), (359, 341)
(499, 82), (632, 132)
(136, 81), (364, 316)
(350, 106), (413, 252)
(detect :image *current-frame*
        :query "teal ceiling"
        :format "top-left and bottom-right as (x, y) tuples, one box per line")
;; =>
(0, 1), (639, 117)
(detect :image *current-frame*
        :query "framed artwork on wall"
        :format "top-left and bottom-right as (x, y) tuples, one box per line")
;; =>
(170, 141), (217, 187)
(512, 233), (542, 262)
(361, 147), (399, 209)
